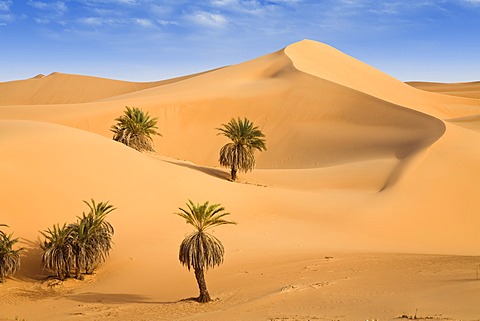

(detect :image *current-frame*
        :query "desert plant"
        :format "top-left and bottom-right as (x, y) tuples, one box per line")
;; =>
(40, 223), (74, 280)
(111, 106), (161, 152)
(175, 200), (236, 303)
(0, 224), (22, 283)
(217, 117), (266, 181)
(69, 199), (115, 278)
(40, 200), (115, 280)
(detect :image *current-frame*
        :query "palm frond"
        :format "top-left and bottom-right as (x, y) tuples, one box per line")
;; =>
(111, 106), (161, 152)
(179, 231), (225, 271)
(216, 117), (266, 179)
(176, 200), (236, 232)
(0, 225), (22, 283)
(40, 223), (75, 280)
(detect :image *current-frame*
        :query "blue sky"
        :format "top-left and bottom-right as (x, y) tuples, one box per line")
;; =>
(1, 0), (479, 82)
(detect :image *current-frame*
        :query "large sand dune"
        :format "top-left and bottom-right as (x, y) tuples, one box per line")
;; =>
(1, 39), (480, 321)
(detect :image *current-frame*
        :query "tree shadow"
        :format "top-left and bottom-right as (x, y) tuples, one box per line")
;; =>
(67, 292), (199, 305)
(16, 238), (49, 281)
(164, 160), (231, 181)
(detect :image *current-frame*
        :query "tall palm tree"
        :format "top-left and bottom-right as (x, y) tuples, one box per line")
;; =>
(175, 200), (236, 303)
(217, 117), (267, 181)
(40, 223), (75, 280)
(111, 106), (161, 152)
(0, 224), (22, 283)
(69, 199), (115, 278)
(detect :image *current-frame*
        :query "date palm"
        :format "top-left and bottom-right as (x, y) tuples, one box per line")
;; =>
(217, 117), (266, 181)
(69, 199), (115, 279)
(0, 224), (23, 283)
(111, 106), (161, 152)
(40, 223), (75, 280)
(175, 200), (236, 303)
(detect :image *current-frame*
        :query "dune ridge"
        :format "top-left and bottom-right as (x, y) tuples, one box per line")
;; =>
(409, 80), (480, 99)
(1, 39), (480, 321)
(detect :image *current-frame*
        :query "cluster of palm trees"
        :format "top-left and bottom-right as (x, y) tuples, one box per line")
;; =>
(1, 107), (262, 304)
(111, 106), (267, 181)
(40, 199), (115, 280)
(0, 224), (22, 283)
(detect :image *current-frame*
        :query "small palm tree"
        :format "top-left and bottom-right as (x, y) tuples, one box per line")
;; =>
(40, 223), (75, 280)
(0, 224), (23, 283)
(69, 199), (115, 278)
(175, 200), (236, 303)
(41, 200), (116, 280)
(217, 117), (266, 181)
(111, 106), (161, 152)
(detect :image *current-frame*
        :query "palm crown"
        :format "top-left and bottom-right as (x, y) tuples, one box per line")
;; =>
(111, 106), (161, 152)
(217, 117), (266, 181)
(0, 224), (23, 283)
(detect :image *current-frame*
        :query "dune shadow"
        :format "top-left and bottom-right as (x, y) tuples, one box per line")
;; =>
(16, 238), (49, 281)
(164, 160), (231, 181)
(67, 292), (197, 305)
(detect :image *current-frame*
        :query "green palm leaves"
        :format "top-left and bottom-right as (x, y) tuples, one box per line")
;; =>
(0, 224), (22, 283)
(175, 200), (236, 303)
(40, 200), (115, 280)
(111, 106), (161, 152)
(41, 223), (75, 280)
(217, 117), (266, 181)
(69, 200), (115, 279)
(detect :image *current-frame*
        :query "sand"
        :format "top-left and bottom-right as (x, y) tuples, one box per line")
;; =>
(0, 39), (479, 321)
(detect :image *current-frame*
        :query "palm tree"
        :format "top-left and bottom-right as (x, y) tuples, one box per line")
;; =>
(40, 200), (115, 280)
(175, 200), (236, 303)
(69, 199), (115, 278)
(40, 223), (75, 280)
(0, 224), (22, 283)
(111, 106), (161, 152)
(217, 117), (267, 181)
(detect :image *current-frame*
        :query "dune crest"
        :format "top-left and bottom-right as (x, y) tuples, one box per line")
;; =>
(0, 72), (166, 105)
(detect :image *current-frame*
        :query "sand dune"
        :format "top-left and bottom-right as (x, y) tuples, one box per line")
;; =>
(0, 71), (213, 105)
(1, 39), (480, 321)
(409, 80), (480, 99)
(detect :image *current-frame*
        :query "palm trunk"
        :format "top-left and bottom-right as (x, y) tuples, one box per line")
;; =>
(194, 267), (211, 303)
(230, 165), (237, 181)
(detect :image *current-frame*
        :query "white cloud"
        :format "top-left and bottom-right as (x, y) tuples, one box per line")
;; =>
(79, 0), (138, 5)
(157, 19), (178, 26)
(79, 16), (114, 26)
(0, 12), (13, 22)
(189, 11), (228, 28)
(462, 0), (480, 4)
(27, 1), (67, 14)
(134, 18), (154, 28)
(0, 0), (12, 11)
(211, 0), (238, 6)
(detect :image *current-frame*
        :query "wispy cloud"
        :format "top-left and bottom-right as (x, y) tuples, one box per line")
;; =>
(134, 18), (154, 28)
(461, 0), (480, 5)
(188, 11), (228, 28)
(79, 16), (114, 26)
(0, 0), (12, 25)
(27, 1), (67, 13)
(78, 0), (138, 5)
(0, 0), (12, 11)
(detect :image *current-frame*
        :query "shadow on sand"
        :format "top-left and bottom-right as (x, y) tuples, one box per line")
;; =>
(67, 292), (199, 305)
(164, 160), (231, 181)
(16, 238), (49, 281)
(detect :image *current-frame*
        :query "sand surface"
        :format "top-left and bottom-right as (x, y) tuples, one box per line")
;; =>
(0, 39), (479, 320)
